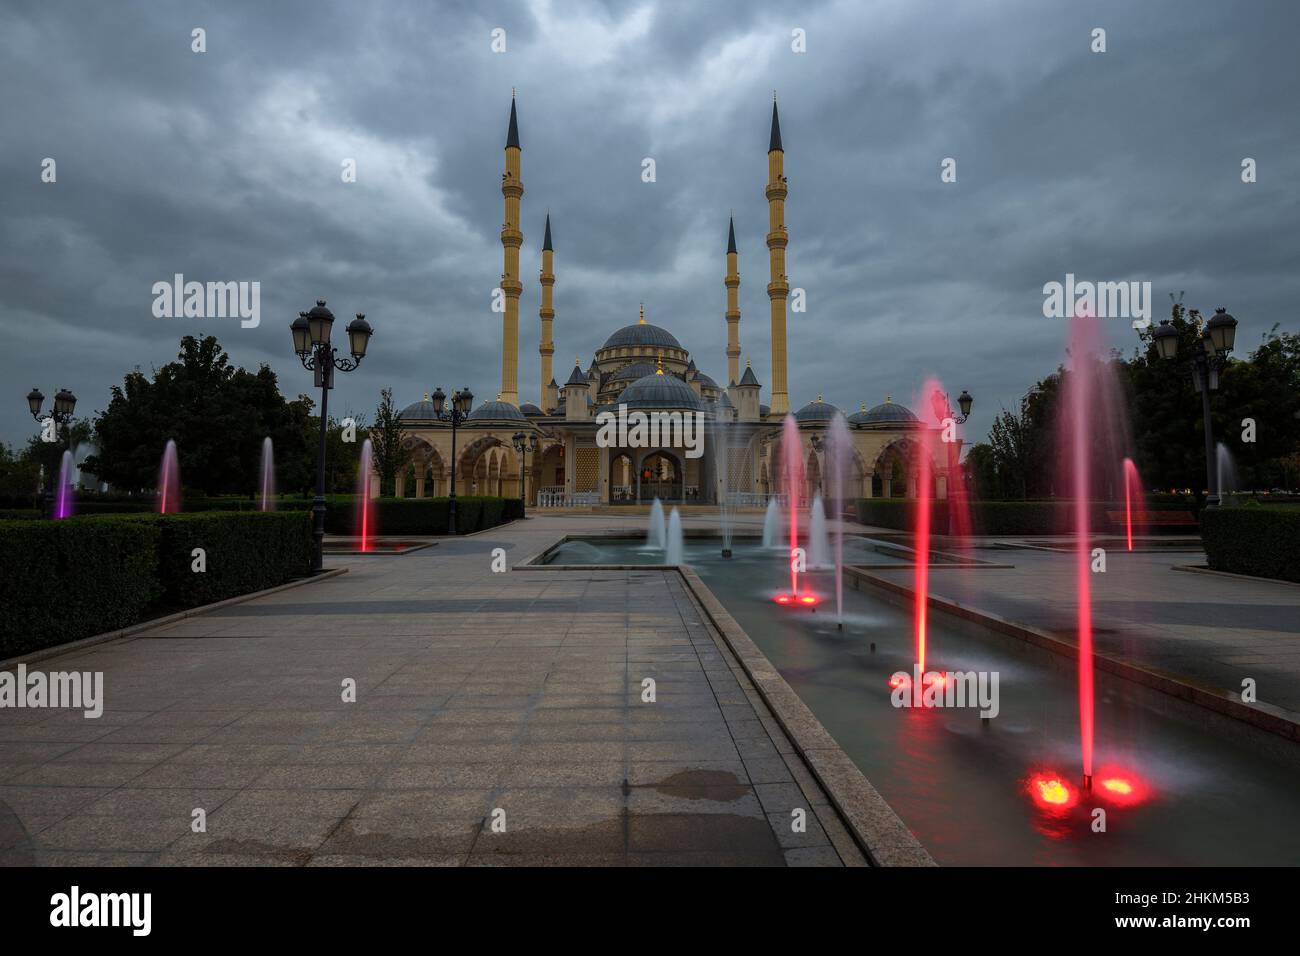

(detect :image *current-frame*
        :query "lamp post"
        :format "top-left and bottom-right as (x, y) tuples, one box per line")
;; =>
(290, 300), (373, 573)
(433, 386), (473, 534)
(512, 430), (537, 516)
(1149, 308), (1238, 507)
(26, 386), (78, 517)
(929, 388), (973, 536)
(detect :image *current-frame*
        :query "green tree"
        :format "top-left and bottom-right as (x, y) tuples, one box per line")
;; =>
(368, 388), (409, 496)
(85, 336), (315, 497)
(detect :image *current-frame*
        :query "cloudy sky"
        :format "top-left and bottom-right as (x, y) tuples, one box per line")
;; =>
(3, 0), (1297, 450)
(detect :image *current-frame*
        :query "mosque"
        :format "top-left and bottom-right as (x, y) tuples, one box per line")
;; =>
(393, 97), (956, 507)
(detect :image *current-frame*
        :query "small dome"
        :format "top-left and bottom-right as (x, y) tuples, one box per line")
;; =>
(794, 397), (841, 423)
(856, 398), (918, 425)
(399, 396), (439, 421)
(519, 402), (544, 416)
(466, 400), (527, 423)
(600, 323), (682, 351)
(617, 372), (703, 411)
(609, 361), (659, 383)
(693, 372), (720, 390)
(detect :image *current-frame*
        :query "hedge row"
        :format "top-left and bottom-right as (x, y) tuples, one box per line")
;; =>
(0, 511), (312, 659)
(1201, 506), (1300, 583)
(0, 495), (525, 535)
(0, 516), (161, 658)
(213, 496), (524, 535)
(854, 498), (1200, 535)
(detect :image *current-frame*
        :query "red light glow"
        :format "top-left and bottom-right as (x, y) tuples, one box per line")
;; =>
(889, 673), (911, 690)
(1026, 771), (1078, 811)
(1093, 766), (1152, 806)
(799, 594), (819, 606)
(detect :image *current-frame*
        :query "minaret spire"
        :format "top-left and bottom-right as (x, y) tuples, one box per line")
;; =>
(765, 96), (790, 415)
(724, 215), (741, 386)
(500, 94), (524, 405)
(538, 212), (555, 409)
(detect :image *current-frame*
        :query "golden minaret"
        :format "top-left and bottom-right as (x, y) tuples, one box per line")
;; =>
(499, 93), (524, 406)
(725, 215), (741, 385)
(765, 96), (790, 415)
(538, 212), (554, 407)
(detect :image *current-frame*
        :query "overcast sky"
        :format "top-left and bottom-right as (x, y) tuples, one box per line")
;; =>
(3, 0), (1297, 451)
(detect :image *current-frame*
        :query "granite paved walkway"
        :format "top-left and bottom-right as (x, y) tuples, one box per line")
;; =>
(0, 513), (865, 867)
(868, 541), (1300, 717)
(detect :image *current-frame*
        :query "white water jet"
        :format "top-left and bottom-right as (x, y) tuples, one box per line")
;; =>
(1216, 442), (1237, 504)
(259, 436), (275, 511)
(808, 496), (832, 569)
(827, 412), (853, 627)
(665, 507), (684, 565)
(647, 498), (666, 550)
(715, 418), (733, 555)
(761, 498), (781, 549)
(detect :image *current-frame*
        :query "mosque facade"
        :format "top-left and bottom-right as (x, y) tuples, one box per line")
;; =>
(393, 98), (957, 507)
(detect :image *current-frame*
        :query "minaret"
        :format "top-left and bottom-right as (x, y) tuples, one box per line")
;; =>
(725, 216), (741, 386)
(765, 96), (790, 415)
(499, 93), (524, 406)
(538, 212), (555, 408)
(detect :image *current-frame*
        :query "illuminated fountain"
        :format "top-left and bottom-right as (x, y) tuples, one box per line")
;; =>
(1216, 442), (1237, 504)
(1121, 457), (1147, 550)
(665, 507), (684, 565)
(826, 411), (853, 628)
(647, 498), (666, 551)
(158, 439), (181, 513)
(913, 377), (941, 677)
(258, 437), (275, 511)
(782, 413), (804, 599)
(356, 438), (376, 552)
(761, 498), (780, 549)
(715, 417), (733, 557)
(807, 496), (831, 569)
(54, 450), (75, 519)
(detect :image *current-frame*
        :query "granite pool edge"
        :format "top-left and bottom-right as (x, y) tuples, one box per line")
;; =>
(676, 565), (937, 867)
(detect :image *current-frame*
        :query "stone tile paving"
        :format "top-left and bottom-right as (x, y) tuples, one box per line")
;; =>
(0, 514), (866, 867)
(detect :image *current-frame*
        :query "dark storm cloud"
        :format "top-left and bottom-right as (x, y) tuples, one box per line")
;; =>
(2, 0), (1296, 449)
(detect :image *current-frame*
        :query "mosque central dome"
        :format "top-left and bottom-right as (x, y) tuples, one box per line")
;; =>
(600, 323), (682, 351)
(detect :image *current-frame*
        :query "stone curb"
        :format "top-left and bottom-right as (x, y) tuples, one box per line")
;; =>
(0, 568), (349, 670)
(677, 565), (936, 867)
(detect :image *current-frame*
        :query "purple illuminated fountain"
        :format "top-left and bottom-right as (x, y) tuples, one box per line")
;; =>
(54, 450), (75, 519)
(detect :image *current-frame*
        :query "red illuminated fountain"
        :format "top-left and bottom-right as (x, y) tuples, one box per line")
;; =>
(773, 414), (812, 607)
(1121, 458), (1147, 551)
(157, 439), (181, 513)
(356, 438), (376, 552)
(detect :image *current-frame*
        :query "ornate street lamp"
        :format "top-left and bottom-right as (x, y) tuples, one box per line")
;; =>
(290, 300), (373, 572)
(929, 388), (973, 536)
(1146, 308), (1238, 507)
(433, 385), (473, 534)
(26, 386), (78, 516)
(512, 431), (537, 516)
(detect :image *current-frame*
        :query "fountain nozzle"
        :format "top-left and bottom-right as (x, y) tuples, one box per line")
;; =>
(1082, 774), (1093, 794)
(721, 548), (732, 559)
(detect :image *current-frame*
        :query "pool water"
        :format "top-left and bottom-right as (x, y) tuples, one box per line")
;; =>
(544, 536), (1300, 865)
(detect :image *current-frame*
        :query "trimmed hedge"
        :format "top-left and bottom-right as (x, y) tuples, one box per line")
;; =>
(1201, 506), (1300, 583)
(0, 516), (162, 658)
(0, 511), (311, 659)
(151, 511), (312, 607)
(162, 495), (521, 535)
(855, 498), (1191, 536)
